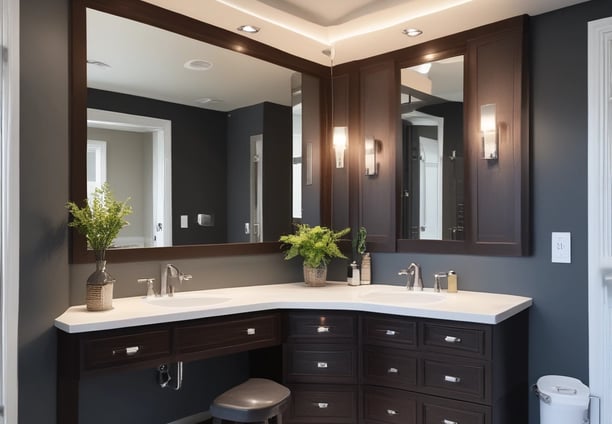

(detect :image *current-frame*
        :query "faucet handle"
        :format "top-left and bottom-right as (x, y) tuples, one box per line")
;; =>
(433, 272), (447, 293)
(398, 269), (408, 276)
(180, 274), (193, 283)
(138, 278), (157, 298)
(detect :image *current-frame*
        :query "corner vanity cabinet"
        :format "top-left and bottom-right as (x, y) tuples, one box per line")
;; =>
(55, 288), (530, 424)
(281, 310), (528, 424)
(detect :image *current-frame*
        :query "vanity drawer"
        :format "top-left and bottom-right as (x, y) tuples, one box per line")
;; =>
(362, 346), (417, 390)
(286, 384), (358, 423)
(82, 328), (171, 371)
(362, 386), (417, 424)
(423, 401), (490, 424)
(284, 311), (357, 343)
(174, 312), (280, 360)
(421, 321), (489, 359)
(362, 314), (417, 349)
(421, 357), (488, 402)
(284, 344), (357, 384)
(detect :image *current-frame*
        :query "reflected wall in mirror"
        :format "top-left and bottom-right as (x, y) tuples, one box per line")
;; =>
(84, 8), (307, 249)
(400, 55), (464, 241)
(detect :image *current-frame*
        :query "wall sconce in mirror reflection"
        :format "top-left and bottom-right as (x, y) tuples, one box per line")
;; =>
(480, 103), (498, 160)
(365, 136), (378, 176)
(333, 126), (348, 168)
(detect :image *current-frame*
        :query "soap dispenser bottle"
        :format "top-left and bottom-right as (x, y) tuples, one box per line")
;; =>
(447, 270), (458, 293)
(360, 253), (371, 285)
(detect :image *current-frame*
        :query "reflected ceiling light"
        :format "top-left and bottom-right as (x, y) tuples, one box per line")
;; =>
(195, 97), (222, 105)
(403, 28), (423, 37)
(184, 59), (213, 71)
(237, 24), (260, 33)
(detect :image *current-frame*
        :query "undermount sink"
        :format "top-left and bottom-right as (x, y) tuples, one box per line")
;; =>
(144, 294), (231, 308)
(360, 288), (445, 304)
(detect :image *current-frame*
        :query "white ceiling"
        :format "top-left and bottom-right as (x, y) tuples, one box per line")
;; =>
(142, 0), (589, 65)
(87, 0), (588, 112)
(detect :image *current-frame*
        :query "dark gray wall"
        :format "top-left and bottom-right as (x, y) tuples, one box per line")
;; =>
(88, 89), (229, 245)
(19, 0), (612, 423)
(19, 0), (70, 422)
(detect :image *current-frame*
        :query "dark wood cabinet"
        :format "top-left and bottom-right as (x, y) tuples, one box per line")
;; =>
(58, 308), (527, 424)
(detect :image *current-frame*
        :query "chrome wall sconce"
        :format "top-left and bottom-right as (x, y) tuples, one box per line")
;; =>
(365, 136), (378, 176)
(481, 103), (498, 160)
(333, 126), (348, 168)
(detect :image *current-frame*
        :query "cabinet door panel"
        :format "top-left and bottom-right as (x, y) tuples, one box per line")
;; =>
(287, 384), (358, 423)
(362, 314), (417, 348)
(422, 358), (487, 402)
(363, 386), (417, 424)
(421, 321), (488, 358)
(285, 311), (356, 342)
(284, 344), (357, 384)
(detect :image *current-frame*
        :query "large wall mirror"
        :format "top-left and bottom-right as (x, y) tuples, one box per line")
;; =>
(399, 56), (464, 241)
(70, 0), (329, 263)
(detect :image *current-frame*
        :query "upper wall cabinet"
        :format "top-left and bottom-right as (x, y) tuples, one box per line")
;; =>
(338, 16), (529, 255)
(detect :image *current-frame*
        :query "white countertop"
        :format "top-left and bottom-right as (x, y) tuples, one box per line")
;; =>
(54, 282), (532, 333)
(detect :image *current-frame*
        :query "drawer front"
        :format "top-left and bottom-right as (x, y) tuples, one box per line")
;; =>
(363, 386), (417, 424)
(422, 358), (487, 402)
(285, 311), (356, 342)
(421, 322), (487, 358)
(284, 344), (357, 384)
(362, 347), (417, 390)
(423, 402), (488, 424)
(83, 329), (171, 370)
(362, 315), (417, 349)
(287, 385), (358, 423)
(175, 312), (280, 357)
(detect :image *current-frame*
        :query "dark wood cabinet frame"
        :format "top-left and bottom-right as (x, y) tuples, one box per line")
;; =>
(331, 16), (530, 256)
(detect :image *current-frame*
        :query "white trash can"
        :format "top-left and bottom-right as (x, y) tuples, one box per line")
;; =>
(535, 375), (590, 424)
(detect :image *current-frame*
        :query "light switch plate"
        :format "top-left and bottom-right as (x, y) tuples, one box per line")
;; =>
(180, 215), (188, 229)
(551, 232), (571, 263)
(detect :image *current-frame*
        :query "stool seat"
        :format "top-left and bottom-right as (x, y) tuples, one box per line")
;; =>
(210, 378), (290, 423)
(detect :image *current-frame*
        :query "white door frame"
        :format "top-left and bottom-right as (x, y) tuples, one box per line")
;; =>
(87, 108), (172, 247)
(1, 0), (20, 422)
(588, 15), (612, 424)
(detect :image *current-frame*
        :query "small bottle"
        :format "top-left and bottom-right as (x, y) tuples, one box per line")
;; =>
(360, 253), (371, 285)
(447, 270), (458, 293)
(347, 264), (353, 285)
(350, 261), (360, 286)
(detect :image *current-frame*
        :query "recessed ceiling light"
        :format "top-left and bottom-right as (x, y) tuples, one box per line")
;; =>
(403, 28), (423, 37)
(195, 97), (222, 105)
(184, 59), (213, 71)
(237, 24), (260, 34)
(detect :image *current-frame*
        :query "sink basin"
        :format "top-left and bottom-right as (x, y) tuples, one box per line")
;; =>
(360, 289), (445, 304)
(145, 294), (231, 308)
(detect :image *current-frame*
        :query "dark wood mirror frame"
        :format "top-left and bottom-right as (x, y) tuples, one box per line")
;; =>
(333, 15), (529, 256)
(70, 0), (332, 263)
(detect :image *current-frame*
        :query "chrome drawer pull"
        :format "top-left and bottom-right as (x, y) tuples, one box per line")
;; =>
(317, 362), (328, 368)
(387, 367), (399, 374)
(386, 409), (399, 416)
(443, 420), (458, 424)
(246, 328), (256, 335)
(385, 329), (397, 336)
(444, 375), (461, 383)
(113, 346), (140, 356)
(316, 402), (329, 409)
(444, 335), (462, 343)
(317, 326), (330, 333)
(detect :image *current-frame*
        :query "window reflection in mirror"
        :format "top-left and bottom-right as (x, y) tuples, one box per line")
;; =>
(400, 56), (464, 241)
(86, 8), (301, 248)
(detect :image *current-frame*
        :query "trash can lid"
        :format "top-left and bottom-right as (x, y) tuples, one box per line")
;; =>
(537, 375), (590, 408)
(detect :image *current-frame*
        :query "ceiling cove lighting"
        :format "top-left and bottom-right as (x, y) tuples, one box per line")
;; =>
(237, 24), (260, 33)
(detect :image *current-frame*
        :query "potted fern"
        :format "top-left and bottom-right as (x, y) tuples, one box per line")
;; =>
(280, 224), (350, 286)
(66, 183), (132, 311)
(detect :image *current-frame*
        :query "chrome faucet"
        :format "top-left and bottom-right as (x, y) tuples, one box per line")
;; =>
(433, 272), (448, 293)
(161, 264), (192, 296)
(398, 262), (423, 290)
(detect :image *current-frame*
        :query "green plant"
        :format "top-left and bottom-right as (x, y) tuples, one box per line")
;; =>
(280, 224), (350, 268)
(353, 226), (367, 256)
(66, 182), (133, 258)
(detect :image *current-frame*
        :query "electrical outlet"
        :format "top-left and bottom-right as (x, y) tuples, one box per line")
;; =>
(180, 215), (188, 229)
(551, 232), (571, 263)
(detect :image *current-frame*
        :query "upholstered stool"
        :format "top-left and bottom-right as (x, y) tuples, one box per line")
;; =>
(210, 378), (290, 424)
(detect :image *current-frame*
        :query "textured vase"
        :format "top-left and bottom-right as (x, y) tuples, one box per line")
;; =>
(303, 263), (327, 287)
(86, 254), (116, 311)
